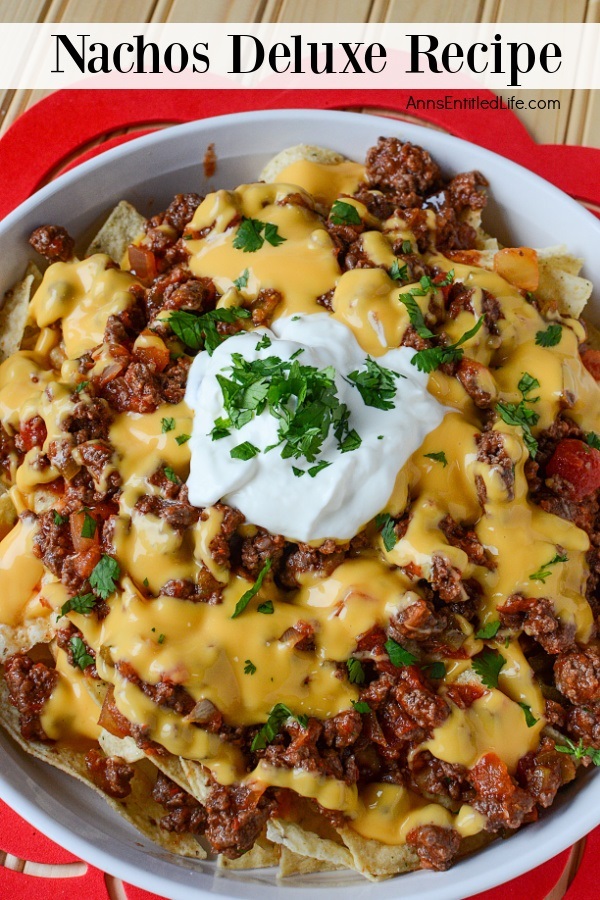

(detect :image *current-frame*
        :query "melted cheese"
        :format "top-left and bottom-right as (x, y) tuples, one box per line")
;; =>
(41, 648), (102, 744)
(272, 158), (365, 207)
(0, 518), (45, 626)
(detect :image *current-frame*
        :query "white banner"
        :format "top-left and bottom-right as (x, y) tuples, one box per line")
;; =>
(0, 22), (598, 89)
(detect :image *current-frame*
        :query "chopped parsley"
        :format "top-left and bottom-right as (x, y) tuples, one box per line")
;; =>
(143, 577), (150, 588)
(210, 416), (231, 441)
(169, 307), (251, 355)
(529, 552), (568, 583)
(164, 466), (180, 483)
(347, 357), (404, 411)
(292, 466), (305, 477)
(158, 633), (165, 644)
(535, 323), (562, 348)
(257, 600), (274, 615)
(75, 381), (89, 393)
(338, 430), (362, 454)
(251, 703), (308, 751)
(161, 417), (175, 433)
(230, 441), (260, 461)
(411, 316), (484, 374)
(496, 400), (540, 457)
(308, 459), (332, 477)
(233, 268), (250, 290)
(70, 636), (94, 670)
(518, 702), (539, 728)
(475, 620), (501, 640)
(329, 200), (362, 226)
(424, 451), (448, 467)
(53, 510), (67, 526)
(89, 554), (120, 600)
(389, 259), (408, 282)
(399, 271), (454, 337)
(233, 217), (286, 252)
(80, 511), (97, 539)
(244, 659), (257, 675)
(385, 638), (418, 668)
(375, 512), (397, 552)
(176, 433), (191, 445)
(401, 240), (412, 254)
(347, 658), (366, 685)
(517, 372), (540, 402)
(352, 700), (371, 714)
(255, 334), (272, 351)
(231, 558), (272, 619)
(472, 649), (506, 689)
(58, 593), (96, 619)
(555, 738), (600, 766)
(586, 432), (600, 451)
(425, 661), (447, 679)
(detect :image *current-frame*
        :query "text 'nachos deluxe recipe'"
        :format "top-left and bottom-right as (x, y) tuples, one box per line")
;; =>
(0, 135), (599, 881)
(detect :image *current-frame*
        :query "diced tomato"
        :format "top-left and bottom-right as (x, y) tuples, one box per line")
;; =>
(445, 249), (483, 266)
(128, 244), (157, 284)
(133, 343), (170, 373)
(445, 682), (486, 709)
(18, 416), (47, 452)
(581, 348), (600, 381)
(70, 510), (100, 553)
(546, 438), (600, 500)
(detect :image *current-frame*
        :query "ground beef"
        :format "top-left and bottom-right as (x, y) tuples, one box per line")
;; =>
(388, 596), (449, 642)
(351, 186), (397, 221)
(408, 750), (469, 804)
(481, 290), (503, 335)
(446, 282), (474, 319)
(517, 737), (576, 808)
(498, 594), (576, 654)
(565, 706), (600, 750)
(430, 554), (468, 603)
(401, 324), (432, 352)
(248, 288), (283, 326)
(75, 440), (118, 488)
(152, 771), (207, 834)
(554, 647), (600, 706)
(143, 267), (195, 320)
(469, 752), (535, 831)
(203, 782), (278, 858)
(456, 358), (495, 409)
(316, 288), (335, 310)
(63, 399), (112, 444)
(162, 193), (204, 232)
(439, 515), (494, 569)
(33, 509), (72, 578)
(84, 749), (135, 798)
(240, 529), (286, 579)
(56, 624), (98, 678)
(162, 277), (216, 314)
(279, 539), (348, 589)
(406, 824), (461, 871)
(135, 489), (201, 530)
(207, 502), (245, 569)
(100, 360), (163, 414)
(261, 716), (359, 785)
(326, 219), (365, 268)
(365, 137), (442, 208)
(29, 224), (75, 262)
(476, 431), (515, 500)
(4, 654), (58, 742)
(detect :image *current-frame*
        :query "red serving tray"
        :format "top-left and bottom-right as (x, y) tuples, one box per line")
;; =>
(0, 88), (599, 898)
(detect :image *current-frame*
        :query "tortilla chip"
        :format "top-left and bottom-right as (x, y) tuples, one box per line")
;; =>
(260, 145), (347, 184)
(0, 266), (38, 362)
(179, 757), (212, 803)
(0, 679), (204, 859)
(0, 619), (55, 664)
(85, 201), (146, 263)
(585, 319), (600, 349)
(335, 825), (418, 881)
(536, 250), (592, 318)
(0, 490), (17, 540)
(277, 845), (340, 877)
(218, 831), (280, 869)
(99, 729), (146, 764)
(267, 818), (353, 872)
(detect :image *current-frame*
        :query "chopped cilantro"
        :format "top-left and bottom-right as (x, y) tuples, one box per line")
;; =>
(89, 554), (120, 600)
(255, 334), (272, 351)
(81, 511), (97, 539)
(401, 240), (412, 254)
(158, 633), (165, 644)
(496, 400), (540, 457)
(472, 649), (505, 689)
(169, 307), (251, 355)
(347, 658), (366, 685)
(535, 323), (562, 348)
(230, 441), (260, 461)
(425, 661), (447, 679)
(385, 638), (418, 668)
(143, 577), (150, 588)
(70, 636), (94, 670)
(233, 268), (250, 290)
(161, 417), (175, 433)
(529, 552), (568, 584)
(586, 432), (600, 451)
(517, 372), (540, 402)
(518, 702), (539, 728)
(308, 460), (332, 477)
(424, 451), (448, 467)
(231, 559), (272, 618)
(475, 620), (501, 640)
(233, 217), (286, 252)
(53, 510), (67, 526)
(338, 429), (362, 454)
(375, 512), (397, 552)
(555, 738), (600, 766)
(411, 316), (484, 374)
(251, 703), (308, 751)
(164, 466), (180, 483)
(257, 600), (274, 614)
(352, 700), (371, 714)
(210, 416), (231, 441)
(389, 259), (408, 282)
(58, 593), (96, 619)
(347, 357), (404, 411)
(75, 381), (89, 393)
(176, 433), (191, 445)
(292, 466), (305, 477)
(329, 200), (362, 226)
(244, 659), (257, 675)
(399, 293), (436, 340)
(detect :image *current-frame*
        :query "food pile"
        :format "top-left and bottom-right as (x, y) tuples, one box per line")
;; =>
(0, 135), (599, 881)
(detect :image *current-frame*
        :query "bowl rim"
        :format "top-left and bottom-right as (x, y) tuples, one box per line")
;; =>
(1, 106), (599, 900)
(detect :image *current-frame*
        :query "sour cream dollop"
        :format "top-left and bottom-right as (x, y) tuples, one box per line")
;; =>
(185, 314), (447, 541)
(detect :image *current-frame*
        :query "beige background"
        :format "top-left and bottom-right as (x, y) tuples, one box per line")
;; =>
(0, 0), (598, 147)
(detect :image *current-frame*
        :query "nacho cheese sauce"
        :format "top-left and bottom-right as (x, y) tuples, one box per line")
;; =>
(0, 147), (599, 868)
(185, 314), (448, 541)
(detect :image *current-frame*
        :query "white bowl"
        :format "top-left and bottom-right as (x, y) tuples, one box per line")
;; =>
(0, 109), (599, 900)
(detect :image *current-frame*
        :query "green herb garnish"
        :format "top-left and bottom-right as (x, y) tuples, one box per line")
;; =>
(389, 259), (408, 282)
(169, 307), (251, 355)
(233, 217), (286, 252)
(424, 451), (448, 467)
(176, 433), (191, 445)
(475, 620), (501, 640)
(555, 738), (600, 765)
(517, 373), (540, 402)
(58, 593), (96, 619)
(244, 659), (257, 675)
(535, 324), (562, 348)
(385, 639), (418, 668)
(375, 512), (397, 552)
(230, 441), (260, 461)
(231, 559), (272, 618)
(161, 417), (175, 433)
(164, 466), (180, 483)
(81, 511), (97, 539)
(347, 357), (404, 411)
(352, 700), (371, 714)
(233, 268), (250, 290)
(347, 658), (366, 684)
(329, 200), (361, 226)
(496, 400), (540, 457)
(251, 703), (308, 751)
(411, 316), (484, 374)
(472, 649), (506, 689)
(518, 702), (539, 728)
(529, 552), (568, 584)
(70, 636), (94, 670)
(89, 555), (120, 600)
(257, 600), (274, 614)
(53, 510), (67, 526)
